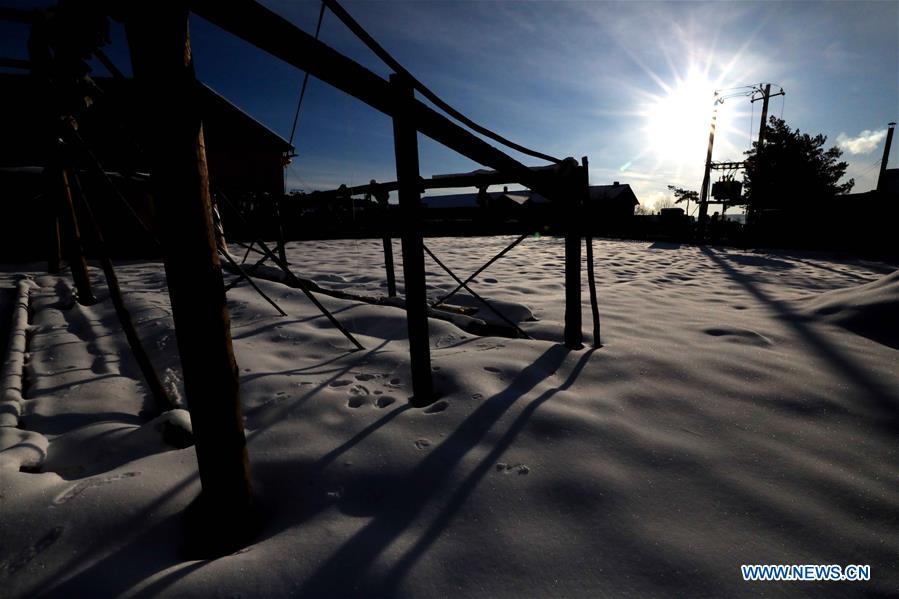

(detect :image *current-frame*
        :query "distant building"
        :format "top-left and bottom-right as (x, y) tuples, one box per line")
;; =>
(584, 182), (640, 222)
(0, 73), (293, 196)
(878, 168), (899, 195)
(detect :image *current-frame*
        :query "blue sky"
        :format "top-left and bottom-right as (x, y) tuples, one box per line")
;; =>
(2, 1), (896, 209)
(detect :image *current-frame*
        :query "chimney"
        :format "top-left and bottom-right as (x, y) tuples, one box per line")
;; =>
(877, 122), (896, 192)
(613, 181), (620, 186)
(503, 186), (508, 193)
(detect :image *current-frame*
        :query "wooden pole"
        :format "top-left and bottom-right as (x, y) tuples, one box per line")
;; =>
(383, 237), (397, 298)
(125, 3), (253, 552)
(372, 181), (397, 298)
(391, 74), (434, 407)
(47, 190), (62, 274)
(563, 164), (583, 349)
(581, 157), (601, 348)
(698, 95), (718, 241)
(274, 196), (288, 265)
(57, 166), (97, 305)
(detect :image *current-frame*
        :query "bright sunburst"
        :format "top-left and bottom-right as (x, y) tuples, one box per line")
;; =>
(642, 69), (719, 165)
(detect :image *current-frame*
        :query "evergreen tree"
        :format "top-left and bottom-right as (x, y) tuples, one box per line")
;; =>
(743, 117), (854, 210)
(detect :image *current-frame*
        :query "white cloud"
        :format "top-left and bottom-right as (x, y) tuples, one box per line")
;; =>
(837, 129), (887, 155)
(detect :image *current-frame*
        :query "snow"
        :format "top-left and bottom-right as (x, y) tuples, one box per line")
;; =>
(1, 237), (897, 597)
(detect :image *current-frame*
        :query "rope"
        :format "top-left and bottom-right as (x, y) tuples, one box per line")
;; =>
(321, 0), (561, 164)
(287, 0), (326, 147)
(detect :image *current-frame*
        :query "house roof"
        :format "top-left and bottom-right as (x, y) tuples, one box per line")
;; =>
(198, 82), (293, 153)
(0, 73), (293, 168)
(588, 183), (639, 205)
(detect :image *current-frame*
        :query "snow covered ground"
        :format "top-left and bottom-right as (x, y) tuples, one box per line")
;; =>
(1, 237), (897, 597)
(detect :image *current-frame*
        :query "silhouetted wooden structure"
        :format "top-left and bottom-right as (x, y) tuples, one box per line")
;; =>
(0, 72), (293, 258)
(5, 0), (602, 552)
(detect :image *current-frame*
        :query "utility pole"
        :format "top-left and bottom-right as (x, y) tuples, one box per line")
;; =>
(752, 83), (784, 147)
(697, 92), (719, 240)
(877, 122), (896, 192)
(748, 83), (784, 216)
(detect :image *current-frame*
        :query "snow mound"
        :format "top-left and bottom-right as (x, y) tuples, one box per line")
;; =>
(441, 294), (536, 325)
(0, 428), (48, 471)
(802, 269), (899, 349)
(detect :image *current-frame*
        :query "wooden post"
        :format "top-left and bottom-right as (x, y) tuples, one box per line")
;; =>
(47, 197), (62, 274)
(383, 237), (397, 297)
(274, 196), (288, 265)
(125, 3), (253, 552)
(57, 166), (97, 305)
(371, 181), (396, 297)
(563, 165), (583, 349)
(581, 157), (601, 347)
(391, 73), (433, 406)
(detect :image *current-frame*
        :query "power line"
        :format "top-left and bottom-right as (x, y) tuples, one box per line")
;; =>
(287, 0), (326, 148)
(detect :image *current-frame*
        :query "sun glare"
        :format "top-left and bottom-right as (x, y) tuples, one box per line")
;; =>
(642, 70), (719, 166)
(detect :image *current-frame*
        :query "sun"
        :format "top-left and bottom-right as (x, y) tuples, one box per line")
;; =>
(641, 69), (719, 167)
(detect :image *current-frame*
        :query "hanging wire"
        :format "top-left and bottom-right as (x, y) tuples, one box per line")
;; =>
(287, 0), (326, 147)
(321, 0), (561, 164)
(749, 99), (755, 145)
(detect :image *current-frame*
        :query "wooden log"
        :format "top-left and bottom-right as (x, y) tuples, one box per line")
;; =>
(57, 166), (97, 305)
(391, 74), (434, 407)
(125, 2), (253, 554)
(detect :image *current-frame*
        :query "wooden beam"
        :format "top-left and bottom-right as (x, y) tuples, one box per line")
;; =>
(125, 3), (253, 555)
(190, 0), (560, 196)
(391, 74), (433, 407)
(312, 163), (565, 199)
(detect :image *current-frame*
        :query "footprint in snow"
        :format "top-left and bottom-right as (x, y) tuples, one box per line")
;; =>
(703, 327), (772, 347)
(483, 366), (501, 374)
(330, 379), (353, 388)
(347, 397), (365, 408)
(414, 439), (432, 450)
(354, 373), (377, 381)
(423, 400), (448, 414)
(375, 396), (396, 408)
(0, 526), (63, 575)
(496, 463), (530, 475)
